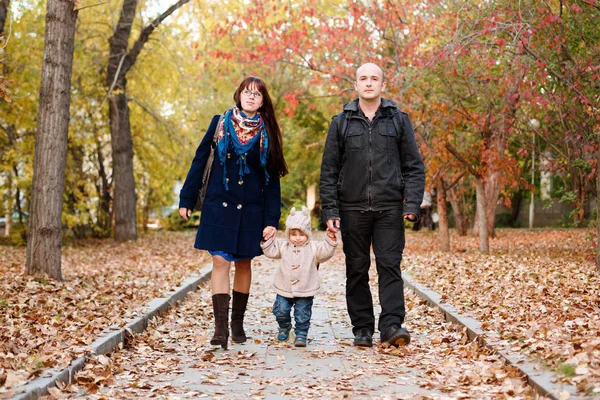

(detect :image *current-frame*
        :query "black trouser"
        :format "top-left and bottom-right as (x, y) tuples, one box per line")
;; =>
(340, 208), (406, 335)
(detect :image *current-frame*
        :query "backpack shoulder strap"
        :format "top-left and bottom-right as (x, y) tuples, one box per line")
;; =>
(390, 108), (403, 138)
(335, 110), (352, 143)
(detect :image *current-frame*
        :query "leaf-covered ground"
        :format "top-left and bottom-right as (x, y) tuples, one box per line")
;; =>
(0, 229), (597, 398)
(53, 250), (536, 399)
(0, 232), (209, 394)
(403, 228), (599, 396)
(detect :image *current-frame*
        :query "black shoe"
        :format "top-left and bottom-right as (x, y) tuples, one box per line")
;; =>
(381, 325), (411, 347)
(353, 328), (373, 347)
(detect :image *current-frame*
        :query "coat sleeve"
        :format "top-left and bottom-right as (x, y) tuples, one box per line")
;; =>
(313, 236), (337, 263)
(319, 115), (343, 223)
(261, 238), (283, 259)
(399, 112), (425, 218)
(263, 173), (281, 228)
(179, 115), (221, 210)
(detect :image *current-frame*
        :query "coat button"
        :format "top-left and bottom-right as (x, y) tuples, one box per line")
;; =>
(238, 180), (243, 185)
(227, 153), (231, 159)
(226, 178), (229, 183)
(237, 204), (242, 209)
(222, 202), (228, 207)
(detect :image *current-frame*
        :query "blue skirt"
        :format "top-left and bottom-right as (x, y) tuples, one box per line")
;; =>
(209, 250), (251, 262)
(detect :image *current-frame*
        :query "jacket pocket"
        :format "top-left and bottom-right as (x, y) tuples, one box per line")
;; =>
(377, 121), (398, 152)
(345, 129), (364, 151)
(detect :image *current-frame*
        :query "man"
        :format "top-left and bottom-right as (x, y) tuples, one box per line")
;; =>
(319, 63), (425, 347)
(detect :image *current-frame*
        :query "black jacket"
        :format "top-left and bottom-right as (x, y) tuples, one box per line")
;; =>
(319, 98), (425, 222)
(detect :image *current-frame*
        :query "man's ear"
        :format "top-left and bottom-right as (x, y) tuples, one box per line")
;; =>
(382, 81), (387, 92)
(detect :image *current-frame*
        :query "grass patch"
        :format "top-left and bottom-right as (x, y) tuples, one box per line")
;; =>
(556, 363), (576, 378)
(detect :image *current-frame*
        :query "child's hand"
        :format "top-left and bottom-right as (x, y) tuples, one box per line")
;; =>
(263, 226), (276, 241)
(326, 227), (337, 240)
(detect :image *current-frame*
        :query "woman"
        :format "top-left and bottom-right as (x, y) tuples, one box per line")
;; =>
(179, 77), (288, 350)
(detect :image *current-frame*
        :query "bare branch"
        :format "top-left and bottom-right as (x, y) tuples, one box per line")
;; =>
(445, 142), (481, 178)
(76, 2), (107, 12)
(582, 0), (600, 11)
(103, 53), (126, 108)
(520, 41), (590, 103)
(123, 0), (191, 76)
(128, 96), (176, 139)
(446, 172), (466, 192)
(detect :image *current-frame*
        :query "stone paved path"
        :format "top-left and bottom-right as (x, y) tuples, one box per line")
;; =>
(66, 242), (537, 399)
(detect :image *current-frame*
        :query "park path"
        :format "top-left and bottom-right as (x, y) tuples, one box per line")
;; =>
(64, 239), (537, 399)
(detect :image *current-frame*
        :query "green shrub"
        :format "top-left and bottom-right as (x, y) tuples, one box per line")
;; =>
(165, 210), (200, 231)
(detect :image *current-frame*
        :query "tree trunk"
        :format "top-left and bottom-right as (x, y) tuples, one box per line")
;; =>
(13, 165), (23, 225)
(95, 136), (112, 237)
(4, 171), (11, 236)
(484, 170), (500, 237)
(0, 0), (9, 36)
(107, 0), (137, 241)
(596, 133), (600, 273)
(436, 177), (450, 252)
(106, 0), (190, 241)
(142, 187), (151, 234)
(66, 143), (90, 238)
(109, 92), (137, 241)
(25, 0), (77, 280)
(475, 178), (489, 253)
(510, 190), (522, 227)
(449, 187), (467, 236)
(472, 171), (501, 238)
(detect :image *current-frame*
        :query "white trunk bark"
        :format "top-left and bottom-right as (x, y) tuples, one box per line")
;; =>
(436, 178), (450, 252)
(475, 178), (489, 253)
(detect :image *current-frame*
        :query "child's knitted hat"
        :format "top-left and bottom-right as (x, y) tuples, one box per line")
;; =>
(285, 206), (312, 240)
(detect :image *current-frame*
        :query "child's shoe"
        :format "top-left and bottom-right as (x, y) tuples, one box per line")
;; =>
(277, 328), (290, 342)
(294, 336), (307, 347)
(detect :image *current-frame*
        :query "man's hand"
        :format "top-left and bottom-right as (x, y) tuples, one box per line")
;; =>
(326, 218), (341, 233)
(263, 226), (277, 241)
(404, 213), (417, 222)
(179, 208), (191, 221)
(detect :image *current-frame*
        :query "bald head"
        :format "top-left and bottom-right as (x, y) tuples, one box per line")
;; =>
(356, 63), (384, 81)
(354, 63), (386, 102)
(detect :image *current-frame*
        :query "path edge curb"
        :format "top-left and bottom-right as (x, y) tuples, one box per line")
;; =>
(9, 263), (213, 400)
(403, 271), (579, 400)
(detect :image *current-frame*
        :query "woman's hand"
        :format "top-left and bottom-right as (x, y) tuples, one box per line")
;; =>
(262, 226), (276, 241)
(179, 208), (191, 221)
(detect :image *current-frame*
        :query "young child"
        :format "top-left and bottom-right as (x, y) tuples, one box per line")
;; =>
(261, 206), (337, 347)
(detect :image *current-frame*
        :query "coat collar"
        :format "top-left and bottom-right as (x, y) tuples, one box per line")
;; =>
(342, 98), (398, 112)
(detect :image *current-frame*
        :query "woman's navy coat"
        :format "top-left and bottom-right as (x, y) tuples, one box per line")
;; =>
(179, 115), (281, 258)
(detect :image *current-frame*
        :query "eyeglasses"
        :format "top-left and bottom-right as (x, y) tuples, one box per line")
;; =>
(242, 89), (263, 98)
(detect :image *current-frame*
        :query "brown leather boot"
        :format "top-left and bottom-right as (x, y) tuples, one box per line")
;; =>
(210, 293), (230, 349)
(231, 290), (249, 343)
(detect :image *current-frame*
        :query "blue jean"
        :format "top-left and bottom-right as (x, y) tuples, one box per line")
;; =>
(272, 294), (314, 338)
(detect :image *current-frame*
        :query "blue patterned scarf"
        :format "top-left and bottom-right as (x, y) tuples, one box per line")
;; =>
(216, 106), (269, 190)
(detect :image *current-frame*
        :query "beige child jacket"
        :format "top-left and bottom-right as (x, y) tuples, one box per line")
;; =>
(261, 206), (337, 298)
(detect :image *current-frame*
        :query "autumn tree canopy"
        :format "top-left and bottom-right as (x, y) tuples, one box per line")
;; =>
(0, 0), (598, 256)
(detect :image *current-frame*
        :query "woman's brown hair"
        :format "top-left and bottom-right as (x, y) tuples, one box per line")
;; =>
(233, 77), (288, 177)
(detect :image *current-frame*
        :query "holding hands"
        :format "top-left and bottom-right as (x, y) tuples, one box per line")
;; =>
(263, 226), (277, 241)
(404, 213), (417, 222)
